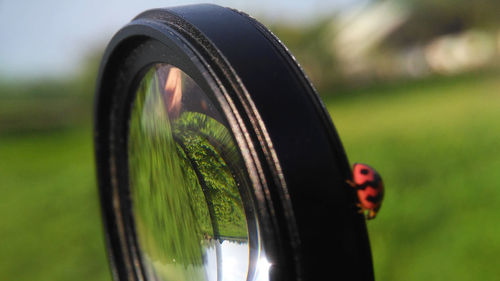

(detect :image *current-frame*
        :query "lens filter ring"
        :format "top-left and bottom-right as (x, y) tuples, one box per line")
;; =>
(95, 4), (374, 281)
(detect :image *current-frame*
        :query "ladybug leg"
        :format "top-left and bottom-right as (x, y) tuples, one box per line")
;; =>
(346, 179), (357, 188)
(355, 203), (365, 214)
(366, 210), (377, 220)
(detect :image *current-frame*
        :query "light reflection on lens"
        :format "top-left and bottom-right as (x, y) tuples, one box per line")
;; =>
(128, 64), (269, 281)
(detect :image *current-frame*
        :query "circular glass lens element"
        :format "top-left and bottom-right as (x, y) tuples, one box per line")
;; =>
(128, 64), (254, 281)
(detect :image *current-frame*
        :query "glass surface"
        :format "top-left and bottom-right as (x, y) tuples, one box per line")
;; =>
(128, 64), (268, 281)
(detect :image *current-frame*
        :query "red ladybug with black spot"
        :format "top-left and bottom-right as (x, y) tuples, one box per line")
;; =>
(346, 163), (384, 220)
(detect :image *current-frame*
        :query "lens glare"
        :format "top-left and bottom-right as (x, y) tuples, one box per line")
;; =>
(128, 64), (255, 281)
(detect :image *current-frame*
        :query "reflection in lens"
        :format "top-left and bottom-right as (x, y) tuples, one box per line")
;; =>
(128, 64), (269, 281)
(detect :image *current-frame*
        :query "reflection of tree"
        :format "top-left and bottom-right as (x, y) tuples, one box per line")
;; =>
(128, 66), (248, 276)
(174, 112), (247, 239)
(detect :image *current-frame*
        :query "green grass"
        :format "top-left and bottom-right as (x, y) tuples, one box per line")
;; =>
(0, 128), (111, 281)
(327, 73), (500, 280)
(0, 72), (499, 281)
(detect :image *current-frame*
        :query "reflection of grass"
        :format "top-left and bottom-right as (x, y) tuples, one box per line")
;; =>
(129, 69), (208, 270)
(328, 73), (500, 281)
(128, 66), (247, 281)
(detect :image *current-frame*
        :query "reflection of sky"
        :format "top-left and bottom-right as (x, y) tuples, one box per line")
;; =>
(220, 240), (249, 281)
(204, 240), (271, 281)
(205, 244), (217, 281)
(0, 0), (362, 79)
(205, 240), (251, 281)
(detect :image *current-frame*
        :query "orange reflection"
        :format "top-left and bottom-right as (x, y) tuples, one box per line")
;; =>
(162, 66), (183, 119)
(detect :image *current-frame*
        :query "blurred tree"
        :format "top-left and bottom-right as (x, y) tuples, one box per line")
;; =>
(270, 19), (341, 92)
(0, 48), (104, 132)
(72, 50), (103, 99)
(387, 0), (500, 47)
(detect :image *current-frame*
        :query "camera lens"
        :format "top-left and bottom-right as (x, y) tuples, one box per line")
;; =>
(95, 4), (374, 281)
(128, 64), (262, 281)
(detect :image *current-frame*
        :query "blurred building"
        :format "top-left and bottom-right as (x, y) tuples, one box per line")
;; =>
(317, 1), (500, 85)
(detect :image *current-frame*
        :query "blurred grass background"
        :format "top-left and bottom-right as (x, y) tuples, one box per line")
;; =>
(1, 0), (500, 280)
(329, 71), (500, 280)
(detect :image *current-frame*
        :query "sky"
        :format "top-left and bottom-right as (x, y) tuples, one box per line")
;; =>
(0, 0), (364, 80)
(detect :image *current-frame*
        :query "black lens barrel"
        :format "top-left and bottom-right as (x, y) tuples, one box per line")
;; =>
(95, 4), (374, 281)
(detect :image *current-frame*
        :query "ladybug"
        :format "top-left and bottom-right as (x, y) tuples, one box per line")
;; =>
(346, 163), (384, 220)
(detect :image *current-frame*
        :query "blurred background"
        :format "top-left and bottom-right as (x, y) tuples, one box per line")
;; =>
(1, 0), (499, 280)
